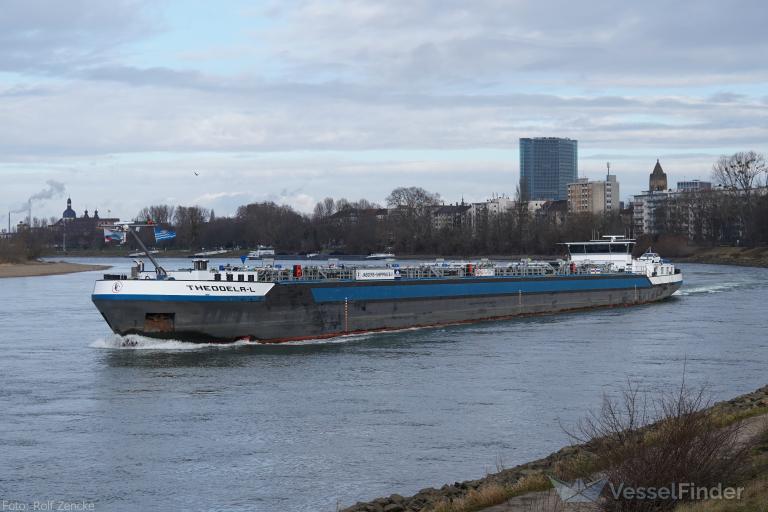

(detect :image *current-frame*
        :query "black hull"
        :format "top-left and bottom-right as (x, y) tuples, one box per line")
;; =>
(93, 275), (682, 343)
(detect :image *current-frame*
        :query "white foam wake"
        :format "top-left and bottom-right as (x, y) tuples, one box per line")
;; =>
(90, 331), (384, 350)
(90, 334), (251, 350)
(673, 282), (742, 296)
(278, 332), (377, 345)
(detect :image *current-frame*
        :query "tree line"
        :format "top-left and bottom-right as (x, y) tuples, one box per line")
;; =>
(126, 151), (767, 256)
(129, 186), (625, 257)
(4, 151), (766, 262)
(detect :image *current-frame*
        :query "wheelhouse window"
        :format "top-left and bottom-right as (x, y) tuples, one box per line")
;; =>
(585, 243), (610, 254)
(610, 243), (629, 254)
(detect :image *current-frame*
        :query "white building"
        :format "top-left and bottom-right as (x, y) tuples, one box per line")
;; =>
(632, 189), (681, 235)
(567, 174), (619, 214)
(468, 195), (517, 230)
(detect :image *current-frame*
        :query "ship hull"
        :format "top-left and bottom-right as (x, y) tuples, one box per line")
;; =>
(92, 273), (682, 343)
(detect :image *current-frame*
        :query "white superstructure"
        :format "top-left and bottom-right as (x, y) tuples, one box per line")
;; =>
(564, 235), (635, 272)
(564, 235), (680, 284)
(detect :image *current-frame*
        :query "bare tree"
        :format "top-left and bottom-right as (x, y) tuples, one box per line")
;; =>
(712, 151), (767, 245)
(312, 197), (336, 220)
(386, 186), (441, 211)
(173, 205), (209, 248)
(712, 151), (767, 192)
(385, 187), (441, 253)
(136, 204), (176, 225)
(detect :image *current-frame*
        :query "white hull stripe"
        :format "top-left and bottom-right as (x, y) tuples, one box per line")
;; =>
(92, 280), (274, 302)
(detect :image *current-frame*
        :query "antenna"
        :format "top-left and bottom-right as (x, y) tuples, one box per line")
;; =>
(606, 162), (611, 180)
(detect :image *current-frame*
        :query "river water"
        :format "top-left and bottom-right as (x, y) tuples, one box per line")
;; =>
(1, 259), (766, 511)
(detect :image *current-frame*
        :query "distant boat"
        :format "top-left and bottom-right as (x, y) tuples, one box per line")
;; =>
(248, 245), (276, 260)
(366, 252), (395, 260)
(191, 249), (228, 258)
(128, 250), (159, 258)
(306, 253), (320, 259)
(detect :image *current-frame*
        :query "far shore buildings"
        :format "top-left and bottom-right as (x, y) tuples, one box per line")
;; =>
(677, 179), (712, 193)
(567, 173), (620, 214)
(53, 198), (119, 249)
(519, 137), (578, 201)
(432, 202), (472, 230)
(631, 161), (713, 236)
(633, 160), (674, 235)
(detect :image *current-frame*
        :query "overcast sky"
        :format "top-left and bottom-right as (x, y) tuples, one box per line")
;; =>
(2, 0), (767, 223)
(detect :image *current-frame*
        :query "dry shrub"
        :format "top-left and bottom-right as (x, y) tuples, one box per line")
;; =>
(0, 233), (41, 262)
(428, 483), (511, 512)
(569, 380), (750, 512)
(429, 473), (552, 512)
(508, 472), (552, 496)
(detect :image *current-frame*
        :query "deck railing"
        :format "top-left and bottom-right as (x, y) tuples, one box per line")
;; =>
(204, 261), (619, 283)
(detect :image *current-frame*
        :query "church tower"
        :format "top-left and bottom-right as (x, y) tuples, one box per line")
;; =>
(649, 159), (668, 192)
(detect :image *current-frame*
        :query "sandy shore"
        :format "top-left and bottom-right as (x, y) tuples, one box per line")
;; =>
(0, 261), (111, 278)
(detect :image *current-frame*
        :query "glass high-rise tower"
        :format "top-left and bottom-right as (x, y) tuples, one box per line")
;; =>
(519, 137), (578, 201)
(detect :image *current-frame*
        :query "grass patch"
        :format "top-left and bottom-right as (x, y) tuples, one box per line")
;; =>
(711, 406), (768, 428)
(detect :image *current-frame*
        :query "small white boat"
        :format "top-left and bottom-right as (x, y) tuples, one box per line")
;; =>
(248, 245), (276, 260)
(366, 252), (395, 260)
(192, 249), (228, 258)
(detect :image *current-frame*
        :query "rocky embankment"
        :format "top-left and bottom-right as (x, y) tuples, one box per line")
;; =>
(676, 246), (768, 268)
(340, 385), (768, 512)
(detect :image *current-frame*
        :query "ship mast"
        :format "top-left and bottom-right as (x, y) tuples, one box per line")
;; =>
(106, 222), (167, 278)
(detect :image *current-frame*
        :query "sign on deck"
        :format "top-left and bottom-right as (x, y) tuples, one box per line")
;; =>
(355, 269), (396, 280)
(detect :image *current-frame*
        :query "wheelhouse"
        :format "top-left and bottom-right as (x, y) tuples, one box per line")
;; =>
(563, 236), (636, 271)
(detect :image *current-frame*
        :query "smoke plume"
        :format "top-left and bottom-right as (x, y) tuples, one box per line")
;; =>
(11, 180), (66, 213)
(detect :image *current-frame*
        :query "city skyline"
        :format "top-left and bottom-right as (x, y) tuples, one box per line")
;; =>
(2, 0), (767, 222)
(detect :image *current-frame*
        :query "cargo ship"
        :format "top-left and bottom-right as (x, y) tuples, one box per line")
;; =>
(92, 232), (682, 343)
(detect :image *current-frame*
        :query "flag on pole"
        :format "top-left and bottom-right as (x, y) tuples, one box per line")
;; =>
(154, 227), (177, 242)
(103, 228), (126, 244)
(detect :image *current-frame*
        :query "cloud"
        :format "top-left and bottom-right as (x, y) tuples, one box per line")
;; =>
(0, 0), (156, 75)
(259, 0), (768, 88)
(1, 1), (767, 222)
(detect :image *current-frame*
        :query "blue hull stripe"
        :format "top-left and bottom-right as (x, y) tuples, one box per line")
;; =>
(310, 276), (652, 303)
(92, 294), (266, 302)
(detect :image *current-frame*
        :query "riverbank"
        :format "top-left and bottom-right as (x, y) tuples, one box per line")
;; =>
(341, 385), (768, 512)
(0, 260), (111, 278)
(674, 246), (768, 268)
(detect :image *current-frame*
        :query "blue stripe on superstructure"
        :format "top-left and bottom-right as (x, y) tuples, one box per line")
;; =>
(92, 294), (265, 302)
(309, 276), (651, 302)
